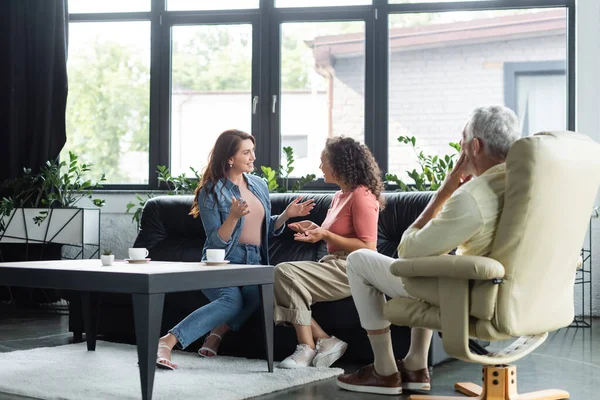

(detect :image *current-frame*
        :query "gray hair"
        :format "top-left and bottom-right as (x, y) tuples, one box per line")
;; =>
(464, 106), (520, 160)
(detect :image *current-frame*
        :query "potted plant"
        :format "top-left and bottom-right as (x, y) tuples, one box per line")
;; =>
(101, 249), (114, 266)
(0, 152), (106, 247)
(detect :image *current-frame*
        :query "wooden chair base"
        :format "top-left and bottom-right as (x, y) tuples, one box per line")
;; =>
(409, 365), (569, 400)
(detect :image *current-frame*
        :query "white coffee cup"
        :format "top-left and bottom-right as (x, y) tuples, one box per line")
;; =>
(128, 248), (149, 260)
(206, 249), (225, 262)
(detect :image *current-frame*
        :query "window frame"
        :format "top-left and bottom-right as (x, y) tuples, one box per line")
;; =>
(504, 60), (567, 116)
(66, 0), (575, 190)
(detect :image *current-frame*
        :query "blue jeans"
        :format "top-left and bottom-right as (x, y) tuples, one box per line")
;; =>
(169, 244), (262, 349)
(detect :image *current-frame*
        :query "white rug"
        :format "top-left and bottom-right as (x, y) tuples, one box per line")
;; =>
(0, 341), (343, 399)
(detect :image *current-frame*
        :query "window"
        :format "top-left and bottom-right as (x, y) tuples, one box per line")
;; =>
(280, 21), (366, 177)
(64, 1), (574, 189)
(68, 0), (150, 13)
(170, 24), (254, 176)
(387, 8), (567, 180)
(505, 62), (567, 137)
(276, 0), (370, 7)
(282, 135), (309, 158)
(64, 21), (151, 184)
(390, 0), (496, 3)
(167, 0), (259, 11)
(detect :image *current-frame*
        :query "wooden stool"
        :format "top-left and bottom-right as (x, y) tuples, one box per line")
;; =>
(409, 365), (569, 400)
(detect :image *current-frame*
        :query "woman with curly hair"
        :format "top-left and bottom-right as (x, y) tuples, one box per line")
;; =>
(274, 136), (385, 369)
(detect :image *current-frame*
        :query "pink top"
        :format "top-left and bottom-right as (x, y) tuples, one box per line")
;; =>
(238, 184), (265, 246)
(321, 185), (380, 253)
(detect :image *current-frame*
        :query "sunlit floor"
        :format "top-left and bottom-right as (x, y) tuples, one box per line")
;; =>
(0, 311), (597, 399)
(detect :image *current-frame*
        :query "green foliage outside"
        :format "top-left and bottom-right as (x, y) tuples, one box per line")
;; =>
(386, 136), (461, 192)
(63, 36), (150, 184)
(259, 146), (317, 194)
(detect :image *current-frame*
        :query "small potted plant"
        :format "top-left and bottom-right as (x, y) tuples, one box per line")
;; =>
(101, 249), (114, 266)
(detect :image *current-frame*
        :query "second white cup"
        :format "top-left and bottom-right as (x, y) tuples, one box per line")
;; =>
(129, 248), (149, 260)
(206, 249), (225, 262)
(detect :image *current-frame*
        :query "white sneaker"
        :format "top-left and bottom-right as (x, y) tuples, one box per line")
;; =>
(278, 344), (317, 369)
(313, 336), (348, 368)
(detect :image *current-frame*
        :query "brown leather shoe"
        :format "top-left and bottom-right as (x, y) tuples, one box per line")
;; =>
(337, 364), (403, 395)
(396, 360), (431, 391)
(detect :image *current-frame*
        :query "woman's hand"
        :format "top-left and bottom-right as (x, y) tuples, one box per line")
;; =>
(293, 227), (329, 243)
(284, 196), (315, 219)
(229, 196), (250, 219)
(288, 220), (320, 234)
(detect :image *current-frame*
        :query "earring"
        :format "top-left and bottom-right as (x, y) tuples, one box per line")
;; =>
(228, 163), (233, 168)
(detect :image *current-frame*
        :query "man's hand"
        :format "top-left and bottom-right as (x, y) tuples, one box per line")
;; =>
(439, 152), (472, 199)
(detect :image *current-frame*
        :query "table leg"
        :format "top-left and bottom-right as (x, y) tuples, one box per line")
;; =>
(132, 293), (165, 400)
(80, 292), (100, 351)
(259, 283), (274, 372)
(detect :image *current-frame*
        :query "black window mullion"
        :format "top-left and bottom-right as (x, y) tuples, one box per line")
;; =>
(149, 0), (166, 189)
(364, 10), (375, 153)
(567, 3), (575, 131)
(275, 6), (372, 21)
(267, 1), (281, 173)
(372, 0), (388, 174)
(254, 0), (275, 170)
(68, 12), (152, 22)
(163, 11), (261, 26)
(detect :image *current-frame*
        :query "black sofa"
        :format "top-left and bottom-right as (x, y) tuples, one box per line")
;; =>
(68, 191), (453, 365)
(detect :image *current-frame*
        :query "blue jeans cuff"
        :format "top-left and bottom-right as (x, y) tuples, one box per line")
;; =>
(169, 328), (188, 350)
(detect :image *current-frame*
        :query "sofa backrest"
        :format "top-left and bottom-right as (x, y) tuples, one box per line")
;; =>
(134, 191), (434, 264)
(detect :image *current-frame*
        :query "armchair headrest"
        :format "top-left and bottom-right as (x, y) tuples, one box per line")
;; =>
(490, 131), (600, 336)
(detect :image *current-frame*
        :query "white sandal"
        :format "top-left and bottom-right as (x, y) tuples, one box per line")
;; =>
(198, 333), (223, 357)
(156, 343), (177, 370)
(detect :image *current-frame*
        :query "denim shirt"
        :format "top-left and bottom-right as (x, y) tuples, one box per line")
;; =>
(197, 173), (284, 265)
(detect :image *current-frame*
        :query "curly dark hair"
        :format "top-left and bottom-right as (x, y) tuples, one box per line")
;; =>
(323, 136), (385, 209)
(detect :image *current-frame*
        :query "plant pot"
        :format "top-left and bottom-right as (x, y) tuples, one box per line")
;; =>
(0, 208), (100, 246)
(101, 255), (114, 266)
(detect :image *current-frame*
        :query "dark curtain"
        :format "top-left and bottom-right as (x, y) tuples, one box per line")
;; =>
(0, 0), (68, 184)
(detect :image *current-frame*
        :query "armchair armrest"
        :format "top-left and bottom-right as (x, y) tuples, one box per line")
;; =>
(390, 255), (505, 280)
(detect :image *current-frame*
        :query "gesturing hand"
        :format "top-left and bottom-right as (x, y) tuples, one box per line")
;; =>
(230, 196), (250, 219)
(293, 227), (329, 243)
(284, 196), (315, 219)
(288, 220), (320, 234)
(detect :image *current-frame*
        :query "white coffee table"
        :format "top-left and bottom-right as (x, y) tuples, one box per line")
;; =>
(0, 259), (274, 400)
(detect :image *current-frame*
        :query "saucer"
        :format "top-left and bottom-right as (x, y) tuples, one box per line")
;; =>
(126, 258), (151, 264)
(202, 260), (230, 266)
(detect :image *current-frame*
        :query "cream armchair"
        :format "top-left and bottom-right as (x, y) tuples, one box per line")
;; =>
(383, 132), (600, 400)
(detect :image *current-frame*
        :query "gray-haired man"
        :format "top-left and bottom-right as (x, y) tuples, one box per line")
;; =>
(337, 106), (521, 395)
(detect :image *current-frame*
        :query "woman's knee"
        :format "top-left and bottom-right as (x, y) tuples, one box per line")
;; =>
(216, 287), (244, 311)
(274, 263), (296, 285)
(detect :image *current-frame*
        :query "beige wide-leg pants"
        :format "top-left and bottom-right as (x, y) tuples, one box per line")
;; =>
(274, 253), (350, 326)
